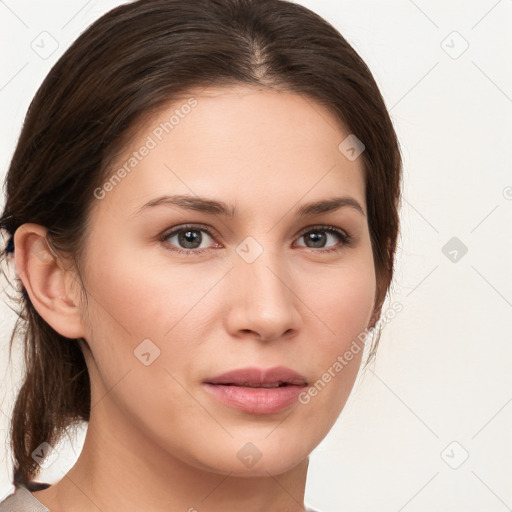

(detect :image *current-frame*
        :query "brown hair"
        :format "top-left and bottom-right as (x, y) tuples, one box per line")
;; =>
(0, 0), (401, 489)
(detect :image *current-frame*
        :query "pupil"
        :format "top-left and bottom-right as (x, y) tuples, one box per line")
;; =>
(179, 230), (201, 249)
(307, 231), (326, 248)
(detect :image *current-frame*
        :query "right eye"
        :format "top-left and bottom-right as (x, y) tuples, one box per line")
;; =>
(161, 224), (221, 254)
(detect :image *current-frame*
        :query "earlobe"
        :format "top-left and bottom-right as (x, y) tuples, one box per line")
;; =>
(13, 223), (86, 339)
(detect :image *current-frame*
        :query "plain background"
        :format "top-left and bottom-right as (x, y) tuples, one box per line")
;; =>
(1, 1), (511, 511)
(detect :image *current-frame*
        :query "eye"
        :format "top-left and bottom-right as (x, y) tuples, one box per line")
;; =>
(295, 225), (352, 252)
(160, 224), (219, 254)
(160, 223), (352, 255)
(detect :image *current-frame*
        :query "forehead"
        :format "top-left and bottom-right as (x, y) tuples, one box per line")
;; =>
(94, 84), (366, 218)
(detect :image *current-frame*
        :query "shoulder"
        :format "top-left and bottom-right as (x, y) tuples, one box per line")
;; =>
(0, 484), (51, 512)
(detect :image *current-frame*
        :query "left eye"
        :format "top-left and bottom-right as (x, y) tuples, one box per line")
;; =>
(295, 227), (349, 250)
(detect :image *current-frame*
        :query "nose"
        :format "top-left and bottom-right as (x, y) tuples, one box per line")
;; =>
(224, 248), (302, 342)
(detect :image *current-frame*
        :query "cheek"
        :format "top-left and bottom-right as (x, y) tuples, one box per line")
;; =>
(305, 253), (377, 346)
(79, 244), (230, 399)
(79, 249), (211, 425)
(297, 253), (376, 412)
(83, 248), (216, 339)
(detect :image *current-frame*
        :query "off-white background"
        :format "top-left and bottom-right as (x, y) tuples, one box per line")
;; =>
(1, 1), (511, 511)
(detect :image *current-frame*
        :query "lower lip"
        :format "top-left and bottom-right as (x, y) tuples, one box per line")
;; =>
(203, 383), (305, 414)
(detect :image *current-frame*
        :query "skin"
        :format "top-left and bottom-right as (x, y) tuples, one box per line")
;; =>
(15, 84), (378, 512)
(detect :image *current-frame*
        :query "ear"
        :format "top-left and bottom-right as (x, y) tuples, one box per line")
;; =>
(14, 223), (86, 339)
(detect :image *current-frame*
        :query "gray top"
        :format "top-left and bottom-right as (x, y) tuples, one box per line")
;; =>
(0, 486), (50, 512)
(0, 484), (321, 511)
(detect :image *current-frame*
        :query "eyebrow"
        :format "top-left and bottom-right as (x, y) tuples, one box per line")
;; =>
(134, 194), (365, 218)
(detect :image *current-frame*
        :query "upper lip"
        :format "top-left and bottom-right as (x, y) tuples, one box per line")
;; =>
(204, 366), (307, 387)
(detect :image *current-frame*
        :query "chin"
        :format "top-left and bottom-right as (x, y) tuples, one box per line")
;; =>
(183, 434), (315, 477)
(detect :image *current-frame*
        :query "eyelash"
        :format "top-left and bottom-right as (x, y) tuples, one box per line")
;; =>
(159, 223), (353, 256)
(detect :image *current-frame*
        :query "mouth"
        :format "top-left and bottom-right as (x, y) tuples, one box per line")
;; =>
(210, 381), (295, 388)
(202, 366), (308, 414)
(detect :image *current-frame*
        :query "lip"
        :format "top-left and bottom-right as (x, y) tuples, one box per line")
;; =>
(202, 366), (307, 415)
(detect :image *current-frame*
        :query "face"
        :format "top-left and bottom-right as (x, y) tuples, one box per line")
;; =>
(75, 84), (376, 476)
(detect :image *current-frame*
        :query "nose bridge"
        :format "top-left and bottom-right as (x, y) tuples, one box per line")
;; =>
(227, 236), (301, 339)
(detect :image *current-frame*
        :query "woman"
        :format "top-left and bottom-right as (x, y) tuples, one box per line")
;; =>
(0, 0), (402, 510)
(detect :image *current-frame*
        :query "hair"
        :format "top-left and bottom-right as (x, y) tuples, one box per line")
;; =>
(0, 0), (402, 490)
